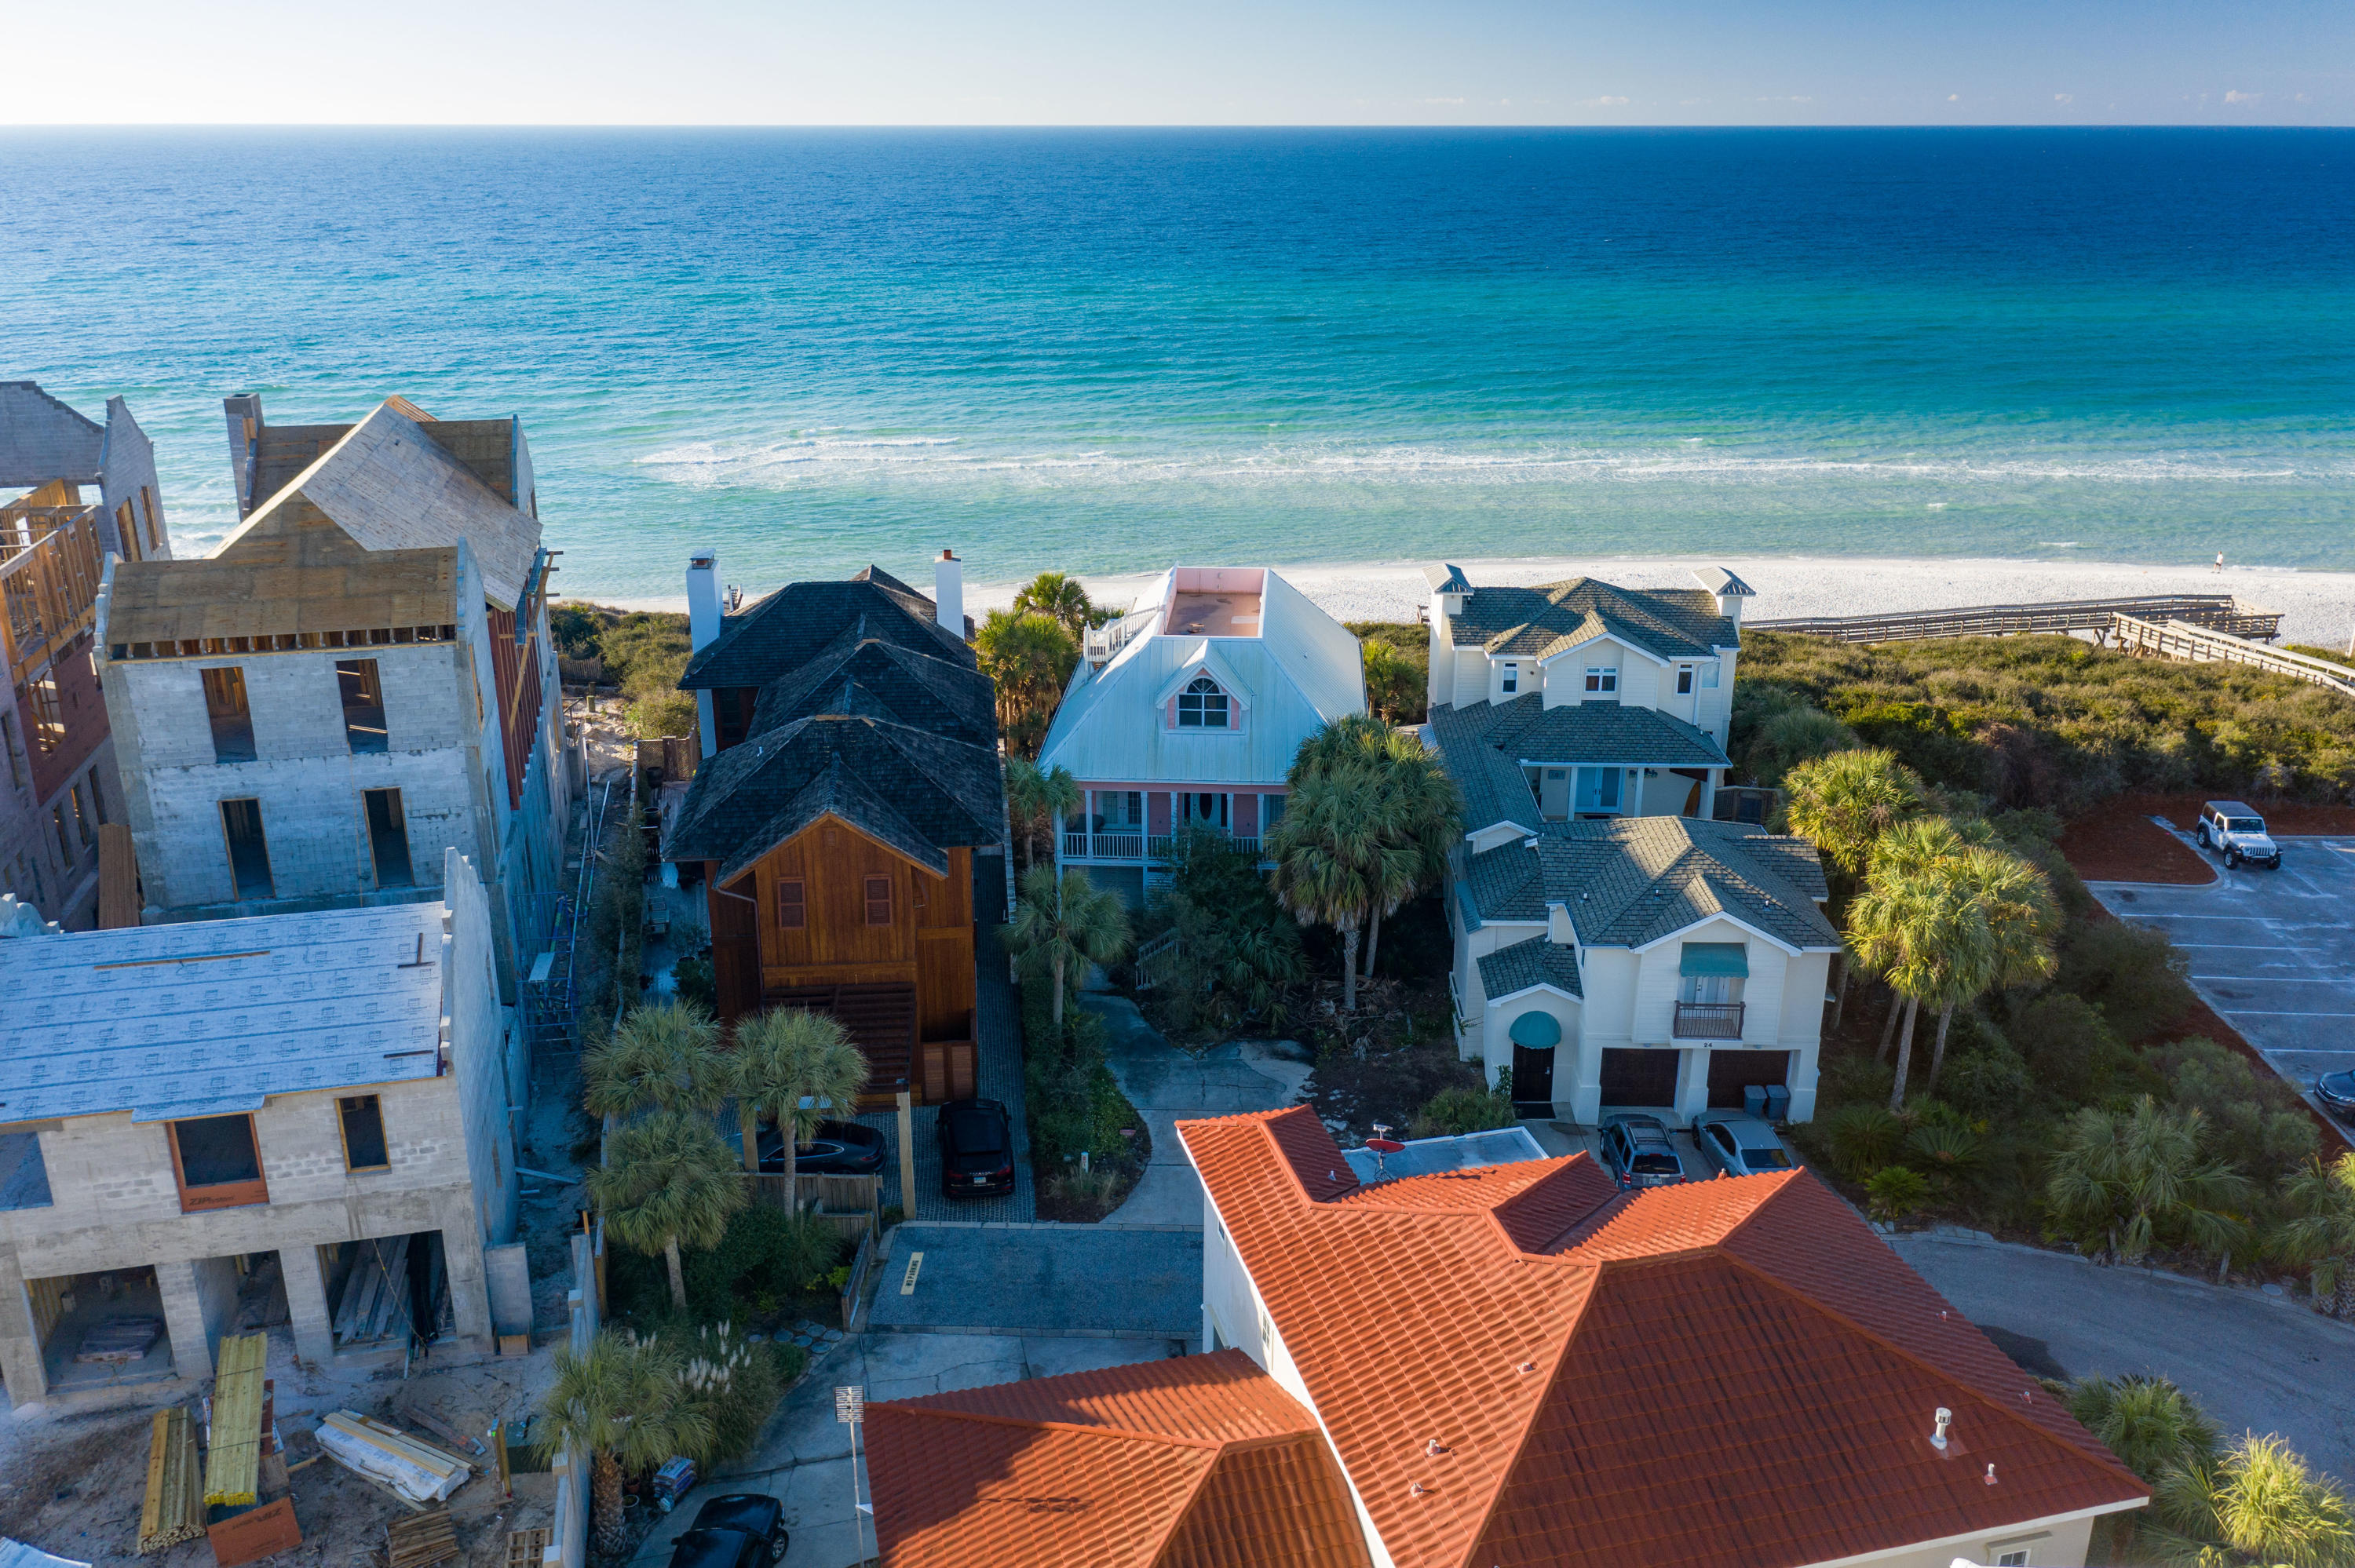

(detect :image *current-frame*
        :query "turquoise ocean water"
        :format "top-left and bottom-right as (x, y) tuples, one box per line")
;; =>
(2, 128), (2350, 600)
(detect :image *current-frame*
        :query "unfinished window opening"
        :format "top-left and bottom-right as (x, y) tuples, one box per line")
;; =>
(864, 873), (893, 925)
(51, 805), (73, 865)
(363, 788), (414, 888)
(220, 797), (274, 899)
(69, 780), (93, 845)
(87, 768), (107, 825)
(777, 877), (806, 929)
(24, 1264), (173, 1393)
(2, 710), (24, 788)
(169, 1114), (268, 1212)
(337, 658), (387, 753)
(202, 666), (255, 762)
(28, 674), (64, 753)
(338, 1095), (390, 1172)
(320, 1231), (453, 1351)
(141, 487), (160, 554)
(115, 500), (141, 562)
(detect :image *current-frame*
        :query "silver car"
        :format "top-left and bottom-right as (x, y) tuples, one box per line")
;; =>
(1597, 1113), (1688, 1187)
(1691, 1110), (1798, 1178)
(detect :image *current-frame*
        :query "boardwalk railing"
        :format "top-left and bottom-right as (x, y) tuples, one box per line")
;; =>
(2109, 615), (2355, 700)
(1750, 594), (2282, 645)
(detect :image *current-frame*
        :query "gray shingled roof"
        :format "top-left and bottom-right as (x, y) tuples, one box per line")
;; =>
(1465, 841), (1546, 925)
(749, 633), (996, 749)
(1427, 703), (1545, 834)
(1444, 578), (1736, 662)
(1460, 697), (1731, 768)
(1424, 562), (1473, 593)
(1477, 935), (1584, 1001)
(683, 567), (973, 691)
(0, 382), (104, 488)
(1542, 818), (1837, 950)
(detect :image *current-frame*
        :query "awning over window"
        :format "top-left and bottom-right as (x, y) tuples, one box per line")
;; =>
(1509, 1011), (1562, 1048)
(1680, 942), (1749, 979)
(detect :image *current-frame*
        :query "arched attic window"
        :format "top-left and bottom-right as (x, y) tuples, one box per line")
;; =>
(1177, 675), (1231, 728)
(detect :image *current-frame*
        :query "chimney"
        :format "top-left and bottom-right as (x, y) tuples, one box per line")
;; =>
(934, 549), (964, 640)
(686, 549), (722, 759)
(1692, 567), (1756, 629)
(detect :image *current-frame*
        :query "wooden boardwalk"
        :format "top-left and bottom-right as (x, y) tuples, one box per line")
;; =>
(1750, 593), (2282, 644)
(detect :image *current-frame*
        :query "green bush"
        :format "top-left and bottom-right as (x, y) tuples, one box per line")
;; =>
(2003, 992), (2122, 1105)
(1938, 1043), (2033, 1122)
(2148, 1036), (2318, 1182)
(2055, 921), (2195, 1044)
(1409, 1085), (1518, 1140)
(1823, 1103), (1904, 1180)
(1864, 1165), (1933, 1220)
(1148, 826), (1306, 1040)
(1018, 977), (1147, 1176)
(663, 1318), (784, 1465)
(674, 947), (717, 1013)
(1748, 706), (1861, 788)
(681, 1205), (845, 1321)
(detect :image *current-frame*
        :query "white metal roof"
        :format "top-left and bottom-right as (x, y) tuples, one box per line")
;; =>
(0, 901), (448, 1125)
(1036, 566), (1365, 786)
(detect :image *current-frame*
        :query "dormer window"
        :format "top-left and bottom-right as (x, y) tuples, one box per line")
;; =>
(1178, 676), (1231, 728)
(1501, 662), (1518, 695)
(1584, 665), (1619, 695)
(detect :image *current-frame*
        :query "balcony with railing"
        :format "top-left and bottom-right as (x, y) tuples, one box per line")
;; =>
(1671, 1001), (1746, 1040)
(1059, 829), (1260, 862)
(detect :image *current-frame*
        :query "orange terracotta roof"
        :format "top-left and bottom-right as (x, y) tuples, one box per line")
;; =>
(868, 1347), (1371, 1568)
(1181, 1106), (2147, 1568)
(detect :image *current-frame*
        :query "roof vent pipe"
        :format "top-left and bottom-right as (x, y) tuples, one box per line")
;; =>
(935, 549), (964, 640)
(1931, 1408), (1952, 1451)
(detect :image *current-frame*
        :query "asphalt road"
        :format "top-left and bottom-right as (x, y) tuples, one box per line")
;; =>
(2093, 827), (2355, 1120)
(1893, 1234), (2355, 1480)
(864, 1221), (1203, 1340)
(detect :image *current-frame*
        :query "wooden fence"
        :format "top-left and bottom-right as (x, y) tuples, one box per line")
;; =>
(746, 1172), (882, 1243)
(1750, 593), (2282, 645)
(2109, 615), (2355, 699)
(836, 1227), (879, 1330)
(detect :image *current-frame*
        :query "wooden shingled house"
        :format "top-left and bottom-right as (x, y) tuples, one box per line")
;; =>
(661, 556), (1004, 1107)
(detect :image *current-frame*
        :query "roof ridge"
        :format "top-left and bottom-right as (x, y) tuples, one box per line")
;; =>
(1710, 1187), (2144, 1490)
(1442, 1267), (1597, 1568)
(880, 1404), (1234, 1452)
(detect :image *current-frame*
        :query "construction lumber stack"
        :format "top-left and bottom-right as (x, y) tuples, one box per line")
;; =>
(137, 1407), (206, 1553)
(203, 1334), (269, 1508)
(386, 1507), (460, 1568)
(331, 1244), (414, 1347)
(317, 1412), (472, 1504)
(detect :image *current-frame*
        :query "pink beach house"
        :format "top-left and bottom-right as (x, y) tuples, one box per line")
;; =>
(1035, 567), (1365, 903)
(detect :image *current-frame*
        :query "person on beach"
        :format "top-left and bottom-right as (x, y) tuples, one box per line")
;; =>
(2215, 552), (2225, 572)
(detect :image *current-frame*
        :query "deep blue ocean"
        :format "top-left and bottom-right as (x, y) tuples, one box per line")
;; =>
(3, 128), (2350, 599)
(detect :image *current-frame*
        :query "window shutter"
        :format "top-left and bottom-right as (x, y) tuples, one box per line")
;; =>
(778, 878), (806, 929)
(864, 874), (893, 924)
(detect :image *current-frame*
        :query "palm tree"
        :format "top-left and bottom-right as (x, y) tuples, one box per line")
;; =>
(2064, 1373), (2220, 1484)
(1267, 763), (1419, 1012)
(581, 1000), (728, 1158)
(732, 1007), (871, 1186)
(1781, 749), (1925, 1027)
(1360, 638), (1418, 724)
(586, 1109), (747, 1311)
(1927, 845), (2058, 1085)
(975, 609), (1079, 757)
(2046, 1096), (2254, 1265)
(539, 1330), (713, 1557)
(1287, 712), (1393, 785)
(2151, 1435), (2355, 1568)
(1846, 859), (1985, 1110)
(1002, 866), (1131, 1025)
(1003, 757), (1081, 874)
(1011, 571), (1097, 640)
(2272, 1153), (2355, 1318)
(1287, 717), (1462, 979)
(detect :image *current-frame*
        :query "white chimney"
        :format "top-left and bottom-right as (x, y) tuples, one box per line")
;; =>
(686, 549), (722, 758)
(934, 549), (964, 639)
(1692, 566), (1756, 629)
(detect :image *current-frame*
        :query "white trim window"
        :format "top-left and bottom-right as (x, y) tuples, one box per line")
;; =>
(1700, 662), (1721, 688)
(1584, 665), (1619, 695)
(1675, 665), (1695, 695)
(1178, 676), (1231, 728)
(1500, 661), (1519, 695)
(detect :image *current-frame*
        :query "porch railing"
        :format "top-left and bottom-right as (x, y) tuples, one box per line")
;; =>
(1061, 828), (1262, 862)
(1671, 1001), (1746, 1040)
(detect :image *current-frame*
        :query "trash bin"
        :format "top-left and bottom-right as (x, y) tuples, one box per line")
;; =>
(1763, 1084), (1792, 1121)
(1742, 1085), (1769, 1118)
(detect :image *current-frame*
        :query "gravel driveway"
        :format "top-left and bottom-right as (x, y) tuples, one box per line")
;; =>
(1893, 1232), (2355, 1479)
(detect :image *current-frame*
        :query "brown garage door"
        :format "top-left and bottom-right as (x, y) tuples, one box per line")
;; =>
(1706, 1049), (1792, 1109)
(1599, 1048), (1679, 1108)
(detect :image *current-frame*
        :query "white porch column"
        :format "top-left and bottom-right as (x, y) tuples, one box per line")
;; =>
(1700, 770), (1719, 822)
(1674, 1048), (1712, 1127)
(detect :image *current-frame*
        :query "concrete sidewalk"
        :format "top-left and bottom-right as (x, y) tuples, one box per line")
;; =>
(865, 1221), (1203, 1340)
(1083, 994), (1309, 1226)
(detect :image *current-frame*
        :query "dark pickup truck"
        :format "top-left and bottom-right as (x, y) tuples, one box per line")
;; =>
(663, 1495), (788, 1568)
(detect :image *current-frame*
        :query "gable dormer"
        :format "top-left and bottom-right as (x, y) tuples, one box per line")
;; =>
(1155, 646), (1251, 735)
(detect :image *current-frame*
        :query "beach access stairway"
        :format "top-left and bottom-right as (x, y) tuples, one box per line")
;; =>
(1751, 593), (2355, 701)
(1748, 593), (2281, 644)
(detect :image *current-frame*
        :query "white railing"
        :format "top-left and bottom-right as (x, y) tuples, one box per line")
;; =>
(1064, 830), (1147, 860)
(1083, 614), (1144, 665)
(2110, 614), (2355, 700)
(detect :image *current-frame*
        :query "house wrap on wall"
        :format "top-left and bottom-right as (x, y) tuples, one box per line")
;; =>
(0, 383), (175, 930)
(0, 848), (526, 1409)
(1039, 565), (1365, 906)
(1424, 565), (1842, 1124)
(91, 395), (569, 997)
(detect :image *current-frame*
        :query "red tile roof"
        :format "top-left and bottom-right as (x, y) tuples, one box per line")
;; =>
(1181, 1106), (2146, 1568)
(867, 1347), (1372, 1568)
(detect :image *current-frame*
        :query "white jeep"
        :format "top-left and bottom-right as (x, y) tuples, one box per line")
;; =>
(2196, 800), (2281, 870)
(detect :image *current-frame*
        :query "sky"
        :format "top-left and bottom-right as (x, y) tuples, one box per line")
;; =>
(7, 0), (2349, 125)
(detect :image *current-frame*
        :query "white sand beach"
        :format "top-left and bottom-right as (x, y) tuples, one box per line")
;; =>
(578, 554), (2355, 650)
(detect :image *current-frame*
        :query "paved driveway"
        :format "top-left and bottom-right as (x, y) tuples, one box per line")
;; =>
(1893, 1233), (2355, 1479)
(2093, 829), (2355, 1118)
(1083, 995), (1309, 1226)
(864, 1221), (1203, 1340)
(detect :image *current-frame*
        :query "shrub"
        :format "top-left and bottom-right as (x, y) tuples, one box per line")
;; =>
(2003, 992), (2120, 1105)
(1819, 1052), (1896, 1110)
(682, 1205), (845, 1320)
(1939, 1042), (2033, 1122)
(626, 688), (699, 741)
(2148, 1036), (2318, 1182)
(1748, 706), (1862, 789)
(1864, 1165), (1932, 1220)
(1150, 826), (1307, 1039)
(2054, 920), (2195, 1043)
(1823, 1103), (1904, 1180)
(664, 1318), (783, 1465)
(673, 947), (717, 1013)
(1045, 1165), (1133, 1221)
(1905, 1121), (1981, 1177)
(1409, 1085), (1518, 1140)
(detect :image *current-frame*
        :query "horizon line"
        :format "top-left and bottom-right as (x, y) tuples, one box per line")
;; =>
(3, 121), (2350, 133)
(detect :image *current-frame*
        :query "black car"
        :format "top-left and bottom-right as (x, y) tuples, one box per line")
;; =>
(664, 1495), (787, 1568)
(757, 1118), (888, 1176)
(937, 1097), (1016, 1197)
(2320, 1071), (2355, 1123)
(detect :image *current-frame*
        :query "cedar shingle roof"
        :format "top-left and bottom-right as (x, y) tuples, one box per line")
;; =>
(1444, 577), (1736, 662)
(681, 565), (972, 689)
(1179, 1107), (2146, 1568)
(868, 1348), (1371, 1568)
(747, 632), (995, 748)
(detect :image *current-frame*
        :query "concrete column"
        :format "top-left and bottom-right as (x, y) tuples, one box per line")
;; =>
(437, 1191), (495, 1347)
(0, 1252), (49, 1408)
(278, 1242), (336, 1366)
(156, 1256), (215, 1381)
(1674, 1048), (1712, 1128)
(1700, 770), (1719, 822)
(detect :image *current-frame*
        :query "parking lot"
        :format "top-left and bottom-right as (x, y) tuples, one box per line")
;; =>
(2093, 825), (2355, 1121)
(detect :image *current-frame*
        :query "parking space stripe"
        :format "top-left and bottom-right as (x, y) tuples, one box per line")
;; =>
(2215, 1009), (2355, 1019)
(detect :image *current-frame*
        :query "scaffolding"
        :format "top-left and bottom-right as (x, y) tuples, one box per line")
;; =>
(523, 892), (579, 1059)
